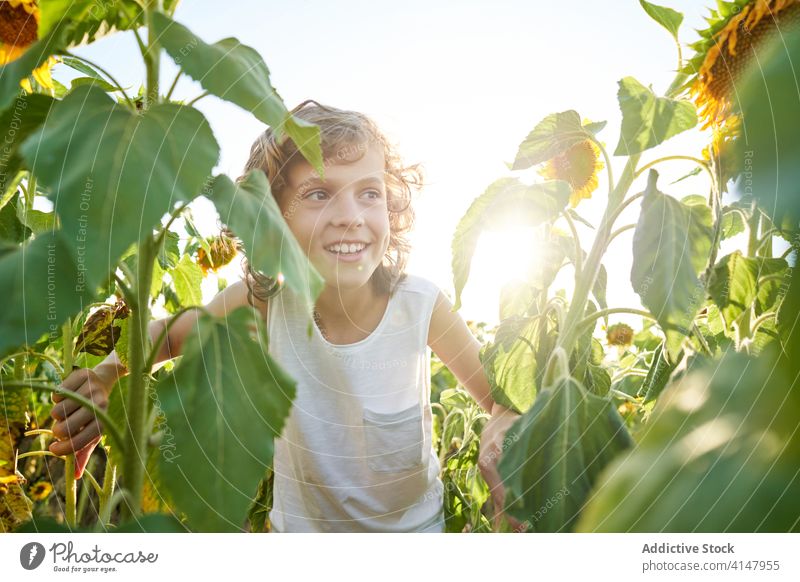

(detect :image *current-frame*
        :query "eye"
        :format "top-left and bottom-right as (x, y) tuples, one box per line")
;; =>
(305, 190), (328, 201)
(363, 189), (383, 200)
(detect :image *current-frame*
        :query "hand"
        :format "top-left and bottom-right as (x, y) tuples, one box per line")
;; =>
(49, 367), (113, 480)
(478, 405), (527, 533)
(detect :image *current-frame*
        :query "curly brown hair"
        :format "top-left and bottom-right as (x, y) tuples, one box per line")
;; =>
(226, 100), (422, 309)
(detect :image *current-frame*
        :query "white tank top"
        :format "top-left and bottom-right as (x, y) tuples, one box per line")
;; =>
(266, 273), (445, 532)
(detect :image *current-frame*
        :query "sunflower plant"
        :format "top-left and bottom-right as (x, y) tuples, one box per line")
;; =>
(0, 0), (325, 532)
(452, 0), (800, 532)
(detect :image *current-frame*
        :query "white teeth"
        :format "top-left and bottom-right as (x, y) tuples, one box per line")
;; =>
(327, 242), (366, 254)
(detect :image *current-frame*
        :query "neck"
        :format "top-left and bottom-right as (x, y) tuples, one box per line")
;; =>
(314, 279), (378, 325)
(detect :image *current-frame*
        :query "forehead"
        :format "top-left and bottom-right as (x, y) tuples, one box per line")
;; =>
(286, 140), (385, 191)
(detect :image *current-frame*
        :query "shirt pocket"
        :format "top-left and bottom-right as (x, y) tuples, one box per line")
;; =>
(362, 403), (424, 473)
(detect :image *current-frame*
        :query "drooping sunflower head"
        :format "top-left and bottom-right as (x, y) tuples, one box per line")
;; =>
(0, 0), (58, 92)
(196, 231), (239, 276)
(538, 139), (604, 208)
(606, 322), (634, 348)
(683, 0), (800, 129)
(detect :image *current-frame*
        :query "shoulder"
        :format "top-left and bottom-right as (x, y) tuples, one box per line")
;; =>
(392, 274), (464, 343)
(395, 272), (442, 301)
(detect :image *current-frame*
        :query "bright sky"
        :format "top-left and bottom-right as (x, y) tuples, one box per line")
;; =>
(62, 0), (763, 329)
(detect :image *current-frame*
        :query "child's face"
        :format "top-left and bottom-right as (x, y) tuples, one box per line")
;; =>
(279, 141), (391, 293)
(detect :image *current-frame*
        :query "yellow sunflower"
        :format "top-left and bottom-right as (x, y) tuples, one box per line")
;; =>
(538, 139), (604, 208)
(0, 0), (58, 92)
(683, 0), (800, 129)
(28, 480), (53, 501)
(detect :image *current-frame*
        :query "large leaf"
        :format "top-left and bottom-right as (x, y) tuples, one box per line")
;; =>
(735, 30), (800, 227)
(0, 231), (94, 356)
(207, 171), (324, 322)
(451, 178), (570, 309)
(614, 76), (697, 156)
(151, 13), (322, 176)
(708, 251), (788, 339)
(631, 171), (712, 361)
(155, 307), (296, 532)
(0, 94), (54, 193)
(20, 85), (219, 290)
(38, 0), (143, 46)
(577, 348), (800, 532)
(512, 111), (603, 170)
(498, 377), (634, 532)
(479, 316), (539, 414)
(639, 342), (680, 403)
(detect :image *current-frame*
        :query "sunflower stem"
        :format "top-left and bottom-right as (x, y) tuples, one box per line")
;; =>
(98, 447), (117, 528)
(119, 233), (156, 523)
(2, 382), (126, 453)
(560, 209), (583, 281)
(555, 153), (641, 360)
(64, 454), (77, 527)
(186, 90), (211, 107)
(606, 224), (636, 248)
(700, 152), (724, 290)
(587, 134), (614, 195)
(144, 0), (162, 109)
(634, 155), (712, 182)
(164, 70), (181, 102)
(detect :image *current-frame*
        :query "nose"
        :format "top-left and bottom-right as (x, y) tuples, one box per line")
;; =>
(329, 193), (364, 228)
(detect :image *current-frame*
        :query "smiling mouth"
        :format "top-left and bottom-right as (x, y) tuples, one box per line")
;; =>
(323, 242), (370, 263)
(324, 242), (369, 255)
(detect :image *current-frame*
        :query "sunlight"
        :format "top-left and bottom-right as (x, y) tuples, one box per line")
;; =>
(457, 226), (576, 326)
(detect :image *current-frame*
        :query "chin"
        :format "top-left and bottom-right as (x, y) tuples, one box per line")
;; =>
(322, 267), (378, 292)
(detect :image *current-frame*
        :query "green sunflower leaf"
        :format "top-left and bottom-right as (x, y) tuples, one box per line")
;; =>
(19, 85), (219, 291)
(630, 171), (712, 361)
(498, 376), (634, 532)
(639, 0), (684, 41)
(577, 349), (800, 532)
(155, 307), (296, 532)
(614, 76), (697, 155)
(151, 12), (323, 177)
(513, 111), (598, 170)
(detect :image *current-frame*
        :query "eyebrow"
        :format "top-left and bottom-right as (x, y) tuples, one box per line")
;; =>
(296, 176), (384, 190)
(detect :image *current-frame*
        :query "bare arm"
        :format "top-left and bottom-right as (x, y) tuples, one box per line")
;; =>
(427, 288), (525, 531)
(50, 278), (264, 458)
(93, 278), (260, 384)
(427, 289), (497, 413)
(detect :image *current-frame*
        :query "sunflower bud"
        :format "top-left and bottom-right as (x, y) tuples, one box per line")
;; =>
(606, 323), (634, 347)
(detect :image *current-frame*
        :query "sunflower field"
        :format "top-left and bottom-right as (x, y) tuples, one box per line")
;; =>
(1, 0), (800, 533)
